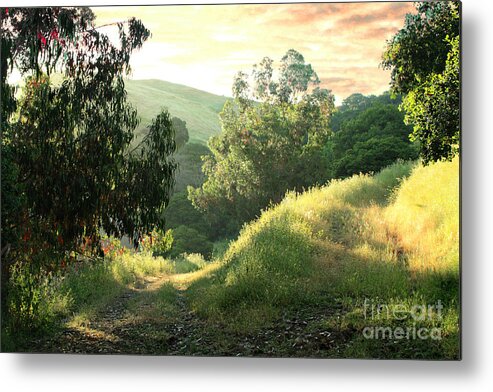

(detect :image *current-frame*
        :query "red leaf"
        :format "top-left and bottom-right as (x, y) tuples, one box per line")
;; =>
(22, 231), (31, 242)
(50, 29), (59, 41)
(37, 32), (47, 47)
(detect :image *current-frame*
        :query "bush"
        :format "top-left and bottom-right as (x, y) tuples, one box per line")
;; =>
(140, 229), (174, 257)
(169, 225), (214, 259)
(327, 97), (418, 179)
(4, 263), (71, 344)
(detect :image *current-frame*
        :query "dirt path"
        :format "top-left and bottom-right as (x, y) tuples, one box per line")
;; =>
(36, 273), (349, 356)
(37, 275), (184, 354)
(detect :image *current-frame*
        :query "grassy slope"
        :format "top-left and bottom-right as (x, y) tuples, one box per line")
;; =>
(185, 158), (460, 359)
(3, 157), (459, 359)
(125, 79), (228, 145)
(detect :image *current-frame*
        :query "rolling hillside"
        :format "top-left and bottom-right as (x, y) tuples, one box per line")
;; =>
(185, 158), (459, 358)
(125, 79), (229, 145)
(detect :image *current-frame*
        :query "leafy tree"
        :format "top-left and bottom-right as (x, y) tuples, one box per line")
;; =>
(382, 1), (460, 163)
(141, 229), (174, 258)
(330, 92), (402, 132)
(400, 35), (460, 163)
(189, 50), (334, 233)
(164, 191), (213, 236)
(327, 98), (418, 178)
(1, 7), (176, 265)
(169, 225), (214, 259)
(171, 116), (189, 150)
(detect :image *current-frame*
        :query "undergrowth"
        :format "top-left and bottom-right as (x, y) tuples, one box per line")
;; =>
(1, 251), (173, 351)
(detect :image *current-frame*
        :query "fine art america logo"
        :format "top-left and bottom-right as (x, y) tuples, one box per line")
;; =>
(362, 298), (443, 341)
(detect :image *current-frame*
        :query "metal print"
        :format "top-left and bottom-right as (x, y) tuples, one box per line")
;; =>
(0, 1), (461, 359)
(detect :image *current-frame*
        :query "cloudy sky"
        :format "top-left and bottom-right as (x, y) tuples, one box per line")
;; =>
(94, 2), (415, 103)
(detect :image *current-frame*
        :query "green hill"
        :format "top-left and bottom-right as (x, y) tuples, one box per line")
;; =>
(186, 158), (459, 359)
(125, 79), (229, 145)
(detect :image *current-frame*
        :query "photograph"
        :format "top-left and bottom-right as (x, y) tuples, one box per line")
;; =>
(1, 1), (460, 360)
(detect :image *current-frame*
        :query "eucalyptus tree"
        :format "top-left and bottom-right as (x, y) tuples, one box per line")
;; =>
(189, 50), (334, 235)
(1, 7), (176, 264)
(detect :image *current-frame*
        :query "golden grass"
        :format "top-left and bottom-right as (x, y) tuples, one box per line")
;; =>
(383, 157), (459, 273)
(186, 158), (459, 358)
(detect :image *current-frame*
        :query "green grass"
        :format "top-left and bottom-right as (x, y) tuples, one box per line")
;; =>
(173, 253), (208, 274)
(1, 251), (174, 351)
(186, 158), (460, 358)
(2, 157), (459, 358)
(125, 79), (228, 145)
(63, 252), (174, 328)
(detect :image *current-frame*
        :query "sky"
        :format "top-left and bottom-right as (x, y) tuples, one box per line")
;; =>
(94, 2), (415, 103)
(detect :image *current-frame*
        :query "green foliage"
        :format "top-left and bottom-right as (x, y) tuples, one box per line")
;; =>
(169, 225), (214, 259)
(188, 162), (414, 330)
(173, 253), (208, 274)
(63, 253), (173, 312)
(164, 191), (210, 233)
(381, 1), (460, 94)
(171, 116), (189, 150)
(5, 263), (71, 336)
(1, 7), (176, 265)
(212, 238), (231, 259)
(189, 50), (335, 234)
(401, 36), (460, 163)
(163, 190), (222, 254)
(382, 1), (460, 163)
(330, 92), (402, 132)
(115, 109), (176, 239)
(2, 251), (174, 351)
(173, 143), (211, 192)
(188, 159), (459, 358)
(331, 138), (416, 179)
(328, 98), (418, 178)
(0, 144), (26, 251)
(140, 229), (174, 257)
(245, 49), (321, 104)
(214, 215), (315, 310)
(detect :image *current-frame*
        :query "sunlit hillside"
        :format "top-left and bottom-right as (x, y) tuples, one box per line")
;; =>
(125, 79), (228, 144)
(185, 158), (460, 358)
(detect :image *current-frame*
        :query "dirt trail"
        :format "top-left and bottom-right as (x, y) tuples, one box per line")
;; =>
(35, 273), (349, 356)
(36, 275), (199, 354)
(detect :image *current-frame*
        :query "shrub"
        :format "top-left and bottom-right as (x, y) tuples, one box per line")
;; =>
(140, 229), (174, 257)
(169, 225), (214, 259)
(4, 263), (71, 342)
